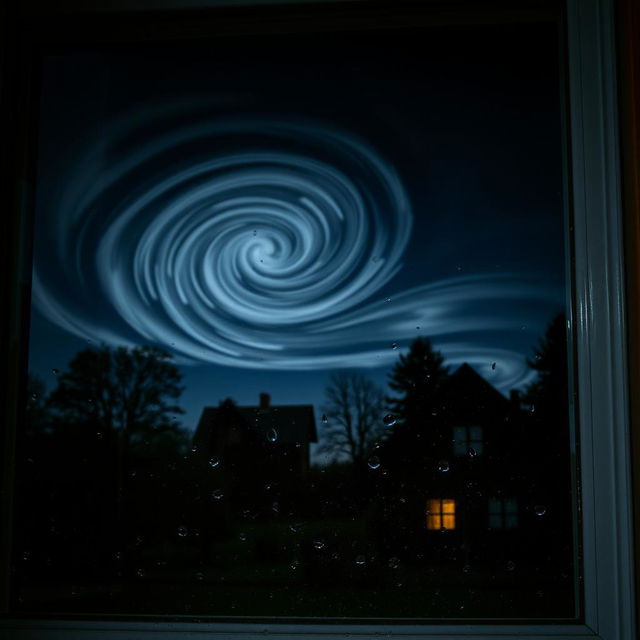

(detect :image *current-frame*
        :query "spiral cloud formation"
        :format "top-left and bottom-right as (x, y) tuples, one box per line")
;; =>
(33, 109), (563, 392)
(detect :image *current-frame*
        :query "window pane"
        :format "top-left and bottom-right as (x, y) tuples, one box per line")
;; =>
(13, 9), (578, 622)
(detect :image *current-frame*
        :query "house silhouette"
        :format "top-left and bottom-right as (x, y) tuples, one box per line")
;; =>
(192, 393), (317, 475)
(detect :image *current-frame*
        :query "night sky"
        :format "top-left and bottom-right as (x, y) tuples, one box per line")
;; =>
(28, 21), (567, 435)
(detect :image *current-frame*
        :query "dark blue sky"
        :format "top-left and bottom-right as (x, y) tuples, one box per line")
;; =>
(28, 20), (566, 434)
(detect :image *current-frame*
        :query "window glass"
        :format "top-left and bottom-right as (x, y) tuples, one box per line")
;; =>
(14, 12), (577, 621)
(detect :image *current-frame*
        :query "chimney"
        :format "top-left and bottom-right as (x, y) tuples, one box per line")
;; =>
(259, 393), (270, 409)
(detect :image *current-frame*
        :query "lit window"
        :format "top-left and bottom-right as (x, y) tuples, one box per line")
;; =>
(452, 425), (483, 456)
(488, 498), (518, 529)
(426, 498), (456, 530)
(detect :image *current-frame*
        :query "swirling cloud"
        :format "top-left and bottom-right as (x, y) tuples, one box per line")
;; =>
(32, 109), (564, 391)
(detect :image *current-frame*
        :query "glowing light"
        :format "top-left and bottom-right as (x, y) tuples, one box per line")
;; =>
(427, 498), (456, 530)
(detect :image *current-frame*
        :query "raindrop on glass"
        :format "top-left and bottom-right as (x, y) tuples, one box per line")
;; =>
(391, 342), (398, 350)
(355, 555), (366, 566)
(208, 457), (220, 469)
(313, 539), (325, 551)
(238, 532), (247, 542)
(321, 414), (328, 424)
(267, 428), (278, 443)
(534, 505), (547, 516)
(272, 501), (280, 513)
(136, 568), (145, 578)
(462, 564), (471, 573)
(211, 489), (224, 501)
(195, 570), (205, 581)
(388, 557), (400, 569)
(178, 526), (188, 537)
(467, 447), (477, 458)
(383, 414), (397, 427)
(437, 460), (450, 473)
(491, 362), (496, 370)
(507, 560), (516, 571)
(368, 456), (381, 470)
(51, 368), (59, 375)
(290, 560), (300, 570)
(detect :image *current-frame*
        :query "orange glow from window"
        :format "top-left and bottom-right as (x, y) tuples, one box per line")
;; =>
(426, 498), (456, 530)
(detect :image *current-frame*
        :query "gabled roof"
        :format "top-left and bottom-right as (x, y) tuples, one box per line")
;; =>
(443, 363), (511, 417)
(194, 402), (317, 445)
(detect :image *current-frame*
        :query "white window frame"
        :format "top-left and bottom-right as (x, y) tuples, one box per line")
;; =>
(0, 0), (635, 637)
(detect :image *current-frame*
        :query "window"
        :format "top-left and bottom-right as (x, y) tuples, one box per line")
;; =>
(426, 499), (456, 531)
(452, 426), (483, 457)
(0, 0), (635, 637)
(488, 498), (518, 530)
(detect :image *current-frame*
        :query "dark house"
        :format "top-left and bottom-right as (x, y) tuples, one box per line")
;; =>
(192, 393), (317, 476)
(378, 362), (570, 574)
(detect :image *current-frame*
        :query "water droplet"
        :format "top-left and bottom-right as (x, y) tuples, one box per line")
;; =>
(391, 342), (398, 350)
(51, 368), (59, 375)
(507, 560), (516, 571)
(462, 564), (471, 573)
(467, 447), (477, 458)
(211, 489), (224, 501)
(368, 456), (381, 470)
(384, 297), (391, 303)
(416, 326), (420, 330)
(22, 551), (31, 561)
(191, 446), (198, 454)
(437, 460), (450, 473)
(530, 405), (536, 414)
(321, 414), (328, 424)
(267, 428), (278, 443)
(383, 414), (397, 427)
(290, 522), (303, 533)
(31, 393), (38, 400)
(208, 457), (220, 468)
(491, 362), (496, 370)
(313, 539), (325, 551)
(355, 555), (366, 566)
(272, 501), (280, 513)
(195, 570), (205, 581)
(290, 560), (300, 570)
(238, 532), (247, 542)
(136, 568), (145, 578)
(534, 505), (547, 516)
(178, 526), (188, 537)
(388, 557), (400, 569)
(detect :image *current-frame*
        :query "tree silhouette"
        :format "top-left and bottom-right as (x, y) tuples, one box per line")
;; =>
(521, 313), (572, 568)
(523, 313), (568, 413)
(387, 337), (450, 426)
(48, 344), (184, 447)
(319, 372), (386, 468)
(380, 338), (450, 472)
(43, 345), (186, 575)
